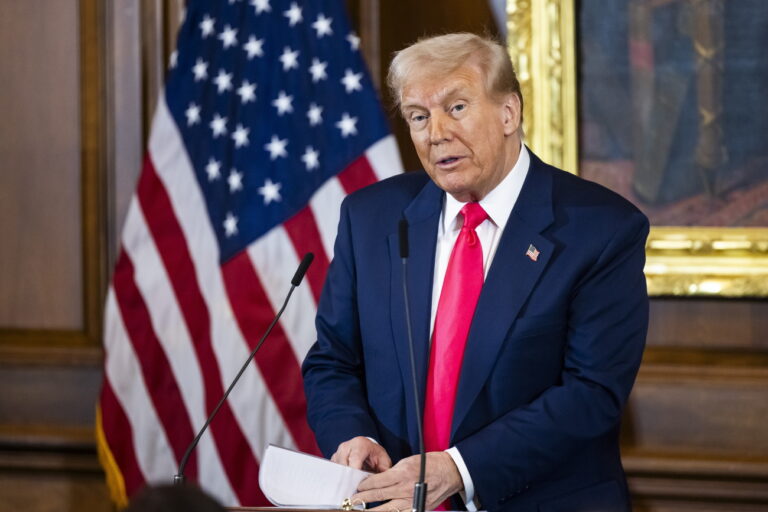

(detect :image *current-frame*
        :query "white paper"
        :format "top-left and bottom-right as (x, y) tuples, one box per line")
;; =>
(259, 444), (371, 509)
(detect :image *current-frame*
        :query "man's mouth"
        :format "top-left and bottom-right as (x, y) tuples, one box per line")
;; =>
(436, 156), (462, 166)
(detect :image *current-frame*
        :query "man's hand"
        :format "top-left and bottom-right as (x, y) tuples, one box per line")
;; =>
(351, 452), (463, 511)
(331, 436), (392, 473)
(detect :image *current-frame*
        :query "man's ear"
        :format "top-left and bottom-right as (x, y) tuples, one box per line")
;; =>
(501, 93), (522, 136)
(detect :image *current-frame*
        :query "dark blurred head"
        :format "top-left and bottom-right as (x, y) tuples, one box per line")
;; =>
(125, 484), (226, 512)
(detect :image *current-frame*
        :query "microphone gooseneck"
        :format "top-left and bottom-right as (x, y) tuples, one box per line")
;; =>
(399, 219), (427, 512)
(174, 252), (315, 485)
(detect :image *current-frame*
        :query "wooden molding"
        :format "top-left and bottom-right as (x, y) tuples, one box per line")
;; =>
(358, 0), (381, 90)
(0, 424), (101, 474)
(626, 451), (768, 505)
(0, 343), (102, 367)
(643, 348), (768, 369)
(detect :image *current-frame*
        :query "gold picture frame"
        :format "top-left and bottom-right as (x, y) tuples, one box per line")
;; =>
(506, 0), (768, 297)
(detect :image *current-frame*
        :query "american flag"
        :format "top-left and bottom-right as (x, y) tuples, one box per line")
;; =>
(96, 0), (402, 506)
(526, 243), (540, 262)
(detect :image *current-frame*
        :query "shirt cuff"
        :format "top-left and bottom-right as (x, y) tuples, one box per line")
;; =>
(445, 446), (477, 511)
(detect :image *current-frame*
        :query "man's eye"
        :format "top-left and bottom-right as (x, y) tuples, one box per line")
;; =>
(451, 103), (466, 113)
(409, 114), (427, 126)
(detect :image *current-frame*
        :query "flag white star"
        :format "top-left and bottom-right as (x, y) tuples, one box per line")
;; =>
(223, 212), (238, 237)
(214, 69), (233, 93)
(279, 47), (299, 71)
(284, 2), (303, 26)
(218, 25), (238, 49)
(237, 80), (257, 103)
(210, 114), (228, 137)
(312, 13), (333, 38)
(309, 58), (328, 82)
(272, 91), (294, 116)
(185, 103), (201, 126)
(199, 15), (215, 38)
(264, 135), (288, 160)
(205, 158), (221, 181)
(302, 146), (320, 170)
(341, 69), (363, 93)
(251, 0), (271, 14)
(244, 36), (264, 59)
(169, 50), (178, 68)
(192, 58), (208, 81)
(231, 124), (250, 148)
(258, 178), (282, 205)
(228, 169), (243, 192)
(307, 103), (323, 126)
(336, 113), (358, 137)
(347, 32), (361, 50)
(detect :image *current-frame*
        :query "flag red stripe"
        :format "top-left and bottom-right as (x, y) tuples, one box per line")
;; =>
(112, 249), (199, 480)
(283, 207), (330, 302)
(221, 251), (321, 456)
(99, 379), (147, 497)
(138, 157), (266, 505)
(336, 155), (380, 195)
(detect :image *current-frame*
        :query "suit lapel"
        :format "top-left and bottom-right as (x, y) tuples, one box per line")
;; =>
(451, 152), (556, 439)
(388, 179), (442, 450)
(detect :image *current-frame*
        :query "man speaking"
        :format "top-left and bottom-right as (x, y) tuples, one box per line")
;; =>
(302, 33), (649, 512)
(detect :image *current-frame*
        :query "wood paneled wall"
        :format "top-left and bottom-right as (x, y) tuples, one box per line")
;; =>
(625, 299), (768, 511)
(0, 0), (173, 510)
(0, 0), (106, 507)
(0, 1), (765, 511)
(0, 0), (84, 331)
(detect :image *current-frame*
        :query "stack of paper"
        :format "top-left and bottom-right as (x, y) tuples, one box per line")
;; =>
(259, 445), (371, 509)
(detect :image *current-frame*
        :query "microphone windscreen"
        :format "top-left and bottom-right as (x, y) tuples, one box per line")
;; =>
(291, 252), (315, 286)
(398, 219), (409, 259)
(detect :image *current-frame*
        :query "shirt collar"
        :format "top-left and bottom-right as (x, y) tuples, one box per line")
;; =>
(441, 143), (530, 233)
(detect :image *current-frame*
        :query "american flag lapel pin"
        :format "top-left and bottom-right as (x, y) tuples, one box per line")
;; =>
(526, 244), (540, 262)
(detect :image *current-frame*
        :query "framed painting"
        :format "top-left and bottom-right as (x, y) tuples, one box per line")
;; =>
(507, 0), (768, 297)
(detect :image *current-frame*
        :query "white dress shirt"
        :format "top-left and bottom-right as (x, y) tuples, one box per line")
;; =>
(436, 144), (530, 509)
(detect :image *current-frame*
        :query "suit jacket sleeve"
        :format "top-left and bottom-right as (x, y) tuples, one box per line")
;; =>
(302, 197), (380, 457)
(455, 209), (649, 507)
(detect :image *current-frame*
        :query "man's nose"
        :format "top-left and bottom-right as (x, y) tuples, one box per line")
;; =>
(428, 112), (451, 145)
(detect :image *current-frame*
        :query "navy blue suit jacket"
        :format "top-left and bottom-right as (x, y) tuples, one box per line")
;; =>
(302, 151), (649, 512)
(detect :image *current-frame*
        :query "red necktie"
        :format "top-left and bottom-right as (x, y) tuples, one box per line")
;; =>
(423, 203), (487, 510)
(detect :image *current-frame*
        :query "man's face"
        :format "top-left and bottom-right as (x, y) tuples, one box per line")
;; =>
(401, 62), (521, 202)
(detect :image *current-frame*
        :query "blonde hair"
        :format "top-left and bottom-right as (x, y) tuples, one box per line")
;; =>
(387, 32), (524, 125)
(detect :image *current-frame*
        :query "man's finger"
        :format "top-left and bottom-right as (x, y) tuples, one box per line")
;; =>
(351, 484), (405, 505)
(348, 449), (366, 470)
(370, 451), (393, 473)
(368, 498), (410, 512)
(350, 487), (388, 505)
(356, 469), (401, 491)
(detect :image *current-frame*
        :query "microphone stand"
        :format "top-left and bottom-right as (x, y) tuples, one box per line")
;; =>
(174, 253), (314, 485)
(399, 220), (427, 512)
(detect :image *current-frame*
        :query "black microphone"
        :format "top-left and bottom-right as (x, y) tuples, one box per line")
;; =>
(398, 219), (427, 512)
(174, 252), (315, 485)
(292, 252), (314, 286)
(399, 219), (409, 259)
